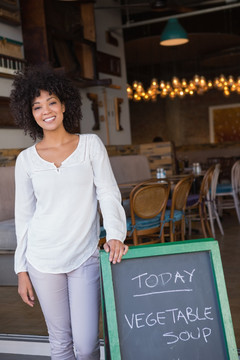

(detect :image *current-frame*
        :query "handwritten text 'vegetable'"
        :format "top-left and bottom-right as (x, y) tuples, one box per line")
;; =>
(124, 306), (213, 329)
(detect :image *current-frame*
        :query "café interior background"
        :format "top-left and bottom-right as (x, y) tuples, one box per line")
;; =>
(1, 0), (240, 150)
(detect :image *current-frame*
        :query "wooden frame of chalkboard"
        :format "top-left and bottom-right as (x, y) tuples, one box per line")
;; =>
(100, 238), (238, 360)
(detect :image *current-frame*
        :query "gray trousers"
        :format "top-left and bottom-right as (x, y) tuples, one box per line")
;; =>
(28, 249), (100, 360)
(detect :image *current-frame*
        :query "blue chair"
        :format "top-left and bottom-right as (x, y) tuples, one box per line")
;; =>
(126, 179), (170, 245)
(164, 175), (194, 242)
(98, 226), (106, 248)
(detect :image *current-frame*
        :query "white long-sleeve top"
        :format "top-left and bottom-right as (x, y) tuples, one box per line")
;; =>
(14, 134), (127, 274)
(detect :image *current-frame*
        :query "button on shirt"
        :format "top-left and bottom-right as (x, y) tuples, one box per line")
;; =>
(14, 134), (127, 274)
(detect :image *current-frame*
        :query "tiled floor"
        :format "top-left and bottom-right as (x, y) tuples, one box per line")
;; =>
(0, 209), (239, 356)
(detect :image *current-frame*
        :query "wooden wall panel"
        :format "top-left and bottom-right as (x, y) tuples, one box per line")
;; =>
(19, 0), (49, 64)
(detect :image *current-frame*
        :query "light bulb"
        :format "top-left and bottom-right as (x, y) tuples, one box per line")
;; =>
(189, 81), (195, 89)
(181, 78), (187, 87)
(214, 77), (219, 87)
(126, 85), (132, 94)
(159, 80), (165, 89)
(193, 75), (200, 84)
(207, 80), (213, 88)
(219, 74), (226, 83)
(199, 76), (206, 87)
(151, 78), (158, 88)
(228, 76), (234, 86)
(132, 81), (138, 89)
(165, 82), (171, 90)
(172, 76), (180, 87)
(136, 82), (143, 93)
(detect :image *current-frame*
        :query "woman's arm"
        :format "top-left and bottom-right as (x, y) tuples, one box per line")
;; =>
(90, 135), (128, 262)
(14, 152), (36, 274)
(14, 152), (36, 305)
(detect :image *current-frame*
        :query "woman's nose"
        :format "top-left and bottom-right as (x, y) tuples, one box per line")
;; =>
(43, 104), (51, 114)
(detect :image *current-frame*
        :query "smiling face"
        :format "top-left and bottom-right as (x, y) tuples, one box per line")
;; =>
(32, 90), (65, 134)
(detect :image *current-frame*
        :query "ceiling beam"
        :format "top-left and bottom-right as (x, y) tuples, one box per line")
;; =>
(109, 2), (240, 30)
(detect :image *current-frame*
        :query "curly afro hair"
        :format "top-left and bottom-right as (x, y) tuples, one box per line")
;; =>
(10, 64), (82, 141)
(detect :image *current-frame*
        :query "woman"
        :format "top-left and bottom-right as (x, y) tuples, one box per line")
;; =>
(10, 64), (128, 360)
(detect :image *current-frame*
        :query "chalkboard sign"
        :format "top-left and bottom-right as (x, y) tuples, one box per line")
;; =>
(100, 239), (238, 360)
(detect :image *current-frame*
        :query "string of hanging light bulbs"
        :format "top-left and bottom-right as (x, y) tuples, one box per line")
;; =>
(126, 74), (240, 101)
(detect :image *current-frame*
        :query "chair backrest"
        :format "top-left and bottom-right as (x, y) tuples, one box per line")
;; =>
(170, 175), (194, 216)
(130, 179), (170, 221)
(199, 165), (215, 201)
(209, 163), (221, 201)
(109, 155), (151, 184)
(231, 160), (240, 191)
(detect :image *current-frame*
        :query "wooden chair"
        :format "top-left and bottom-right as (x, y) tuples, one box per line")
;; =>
(164, 175), (194, 242)
(186, 165), (216, 238)
(126, 179), (171, 245)
(98, 226), (106, 248)
(205, 163), (224, 237)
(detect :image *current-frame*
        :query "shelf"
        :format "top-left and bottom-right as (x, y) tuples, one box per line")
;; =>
(69, 74), (112, 88)
(0, 13), (20, 26)
(0, 0), (19, 11)
(0, 0), (20, 26)
(20, 0), (104, 85)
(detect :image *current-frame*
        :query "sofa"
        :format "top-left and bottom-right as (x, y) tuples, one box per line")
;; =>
(109, 155), (152, 217)
(109, 155), (151, 184)
(0, 166), (17, 285)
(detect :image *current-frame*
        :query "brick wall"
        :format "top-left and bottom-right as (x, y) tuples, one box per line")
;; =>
(129, 88), (240, 146)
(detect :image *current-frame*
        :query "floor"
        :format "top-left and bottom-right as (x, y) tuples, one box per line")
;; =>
(188, 208), (240, 350)
(0, 209), (239, 356)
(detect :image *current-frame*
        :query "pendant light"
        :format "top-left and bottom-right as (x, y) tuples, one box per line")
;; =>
(160, 18), (189, 46)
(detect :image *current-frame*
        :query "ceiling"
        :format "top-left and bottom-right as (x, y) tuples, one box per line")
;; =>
(97, 0), (240, 84)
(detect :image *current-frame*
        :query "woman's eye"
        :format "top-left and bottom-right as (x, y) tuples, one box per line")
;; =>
(33, 106), (41, 111)
(50, 101), (57, 105)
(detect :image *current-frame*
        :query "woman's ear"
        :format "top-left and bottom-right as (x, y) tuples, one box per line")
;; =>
(62, 103), (65, 113)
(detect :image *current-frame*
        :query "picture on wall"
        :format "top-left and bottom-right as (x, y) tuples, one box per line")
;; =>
(209, 103), (240, 143)
(0, 97), (17, 128)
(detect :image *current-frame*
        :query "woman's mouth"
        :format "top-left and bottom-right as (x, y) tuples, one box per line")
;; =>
(44, 116), (55, 123)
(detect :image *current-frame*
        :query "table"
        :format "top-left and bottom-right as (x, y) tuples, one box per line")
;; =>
(118, 173), (204, 200)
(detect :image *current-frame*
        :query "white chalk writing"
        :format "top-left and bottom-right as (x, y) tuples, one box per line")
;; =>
(124, 306), (213, 329)
(124, 306), (214, 346)
(131, 269), (196, 297)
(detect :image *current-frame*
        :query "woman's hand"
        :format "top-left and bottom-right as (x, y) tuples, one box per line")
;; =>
(18, 272), (35, 307)
(103, 239), (128, 264)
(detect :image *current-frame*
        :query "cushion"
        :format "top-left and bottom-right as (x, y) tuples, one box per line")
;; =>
(0, 166), (15, 221)
(186, 194), (199, 207)
(0, 219), (17, 250)
(167, 194), (199, 208)
(164, 209), (183, 222)
(127, 214), (161, 232)
(99, 226), (106, 239)
(216, 184), (232, 194)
